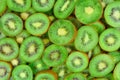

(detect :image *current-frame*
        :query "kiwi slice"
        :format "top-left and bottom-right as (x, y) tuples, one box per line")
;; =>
(7, 0), (31, 12)
(0, 38), (19, 61)
(0, 61), (12, 80)
(25, 13), (50, 36)
(74, 26), (98, 52)
(32, 0), (55, 12)
(109, 51), (120, 63)
(0, 13), (23, 37)
(104, 1), (120, 27)
(20, 36), (44, 62)
(35, 70), (58, 80)
(0, 0), (7, 16)
(16, 30), (31, 44)
(48, 20), (76, 45)
(100, 0), (114, 8)
(12, 65), (33, 80)
(64, 73), (87, 80)
(66, 51), (89, 72)
(113, 62), (120, 80)
(99, 28), (120, 52)
(54, 0), (76, 19)
(75, 0), (103, 24)
(89, 54), (115, 77)
(0, 30), (6, 40)
(42, 44), (68, 67)
(29, 59), (49, 74)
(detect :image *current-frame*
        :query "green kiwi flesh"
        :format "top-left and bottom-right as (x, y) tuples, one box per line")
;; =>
(0, 0), (7, 16)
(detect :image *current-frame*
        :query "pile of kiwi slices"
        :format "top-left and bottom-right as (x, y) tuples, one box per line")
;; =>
(1, 0), (120, 80)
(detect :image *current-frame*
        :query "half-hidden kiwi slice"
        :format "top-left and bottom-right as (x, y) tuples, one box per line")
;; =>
(7, 0), (31, 12)
(20, 36), (44, 62)
(0, 30), (6, 40)
(100, 0), (114, 8)
(0, 38), (19, 61)
(32, 0), (55, 12)
(89, 54), (115, 77)
(64, 73), (87, 80)
(113, 62), (120, 80)
(42, 44), (68, 67)
(109, 51), (120, 63)
(54, 0), (76, 19)
(25, 13), (50, 36)
(74, 26), (98, 52)
(0, 61), (12, 80)
(0, 0), (7, 16)
(66, 51), (89, 72)
(0, 13), (23, 37)
(99, 28), (120, 52)
(35, 70), (58, 80)
(104, 1), (120, 27)
(29, 59), (49, 74)
(75, 0), (103, 24)
(12, 65), (33, 80)
(48, 20), (76, 45)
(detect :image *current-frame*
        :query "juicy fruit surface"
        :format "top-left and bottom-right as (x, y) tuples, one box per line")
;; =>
(1, 0), (120, 80)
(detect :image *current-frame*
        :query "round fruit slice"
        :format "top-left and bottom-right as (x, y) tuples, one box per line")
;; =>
(89, 54), (115, 77)
(104, 1), (120, 27)
(99, 28), (120, 52)
(100, 0), (114, 8)
(109, 51), (120, 63)
(7, 0), (31, 12)
(74, 26), (98, 52)
(54, 0), (76, 19)
(25, 13), (50, 36)
(42, 44), (68, 67)
(12, 65), (33, 80)
(0, 30), (6, 40)
(113, 62), (120, 80)
(20, 36), (44, 62)
(75, 0), (103, 24)
(32, 0), (55, 12)
(35, 70), (58, 80)
(0, 61), (12, 80)
(0, 0), (7, 16)
(0, 13), (23, 37)
(66, 51), (89, 72)
(48, 20), (76, 45)
(0, 38), (19, 61)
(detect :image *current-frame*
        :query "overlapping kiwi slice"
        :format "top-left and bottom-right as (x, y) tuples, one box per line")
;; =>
(89, 54), (115, 77)
(74, 26), (98, 52)
(0, 0), (7, 16)
(0, 13), (23, 37)
(20, 36), (44, 62)
(54, 0), (76, 19)
(0, 38), (19, 61)
(0, 61), (12, 80)
(66, 51), (89, 72)
(12, 65), (33, 80)
(113, 62), (120, 80)
(48, 20), (76, 45)
(7, 0), (31, 12)
(25, 13), (50, 36)
(75, 0), (103, 24)
(42, 44), (68, 67)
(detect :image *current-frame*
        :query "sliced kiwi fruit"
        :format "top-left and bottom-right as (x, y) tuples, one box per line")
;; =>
(0, 38), (19, 61)
(16, 30), (31, 44)
(54, 0), (76, 19)
(113, 62), (120, 80)
(74, 26), (98, 52)
(48, 20), (76, 45)
(25, 13), (50, 36)
(29, 59), (49, 74)
(89, 54), (115, 77)
(35, 70), (58, 80)
(75, 0), (103, 24)
(20, 36), (44, 62)
(64, 73), (87, 80)
(104, 1), (120, 27)
(0, 13), (23, 37)
(42, 44), (68, 67)
(0, 61), (12, 80)
(99, 28), (120, 52)
(109, 51), (120, 63)
(66, 51), (89, 72)
(32, 0), (55, 12)
(12, 65), (33, 80)
(100, 0), (114, 8)
(0, 0), (7, 16)
(0, 30), (6, 40)
(7, 0), (31, 12)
